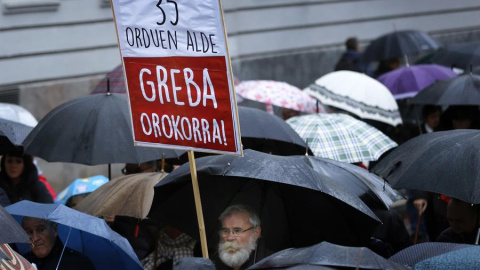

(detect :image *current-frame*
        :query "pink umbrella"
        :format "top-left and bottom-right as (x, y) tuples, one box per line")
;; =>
(235, 80), (318, 114)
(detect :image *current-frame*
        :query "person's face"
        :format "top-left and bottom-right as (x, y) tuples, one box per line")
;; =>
(425, 110), (441, 129)
(220, 212), (260, 247)
(22, 218), (57, 259)
(4, 155), (24, 179)
(447, 202), (477, 234)
(122, 162), (155, 175)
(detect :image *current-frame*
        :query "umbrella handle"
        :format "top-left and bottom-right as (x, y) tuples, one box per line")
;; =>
(413, 212), (422, 244)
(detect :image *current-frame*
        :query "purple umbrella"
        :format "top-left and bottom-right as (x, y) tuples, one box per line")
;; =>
(377, 64), (457, 99)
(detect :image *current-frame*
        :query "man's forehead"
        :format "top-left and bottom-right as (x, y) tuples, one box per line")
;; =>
(222, 212), (250, 226)
(22, 218), (48, 228)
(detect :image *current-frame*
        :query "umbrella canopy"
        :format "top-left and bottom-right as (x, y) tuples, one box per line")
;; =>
(23, 93), (184, 165)
(287, 113), (397, 163)
(371, 129), (480, 204)
(389, 242), (473, 268)
(176, 106), (312, 163)
(0, 243), (36, 270)
(54, 175), (109, 205)
(248, 241), (407, 270)
(149, 150), (380, 254)
(362, 30), (441, 62)
(75, 172), (166, 219)
(0, 103), (38, 127)
(0, 205), (29, 244)
(377, 64), (457, 99)
(6, 201), (143, 270)
(410, 72), (480, 105)
(302, 155), (403, 210)
(430, 41), (480, 71)
(304, 71), (402, 126)
(235, 80), (317, 113)
(413, 245), (480, 270)
(0, 118), (33, 154)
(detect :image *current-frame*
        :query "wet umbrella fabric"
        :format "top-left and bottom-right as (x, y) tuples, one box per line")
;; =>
(6, 201), (143, 270)
(247, 241), (407, 270)
(304, 70), (402, 126)
(410, 73), (480, 105)
(76, 172), (167, 219)
(23, 93), (184, 165)
(303, 156), (403, 210)
(412, 245), (480, 270)
(287, 113), (397, 163)
(389, 242), (473, 268)
(0, 205), (29, 245)
(54, 175), (109, 205)
(0, 118), (33, 154)
(371, 129), (480, 204)
(377, 64), (457, 99)
(362, 30), (441, 62)
(149, 150), (380, 253)
(0, 103), (38, 127)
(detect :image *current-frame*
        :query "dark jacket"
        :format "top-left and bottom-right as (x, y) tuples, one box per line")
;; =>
(0, 155), (53, 203)
(24, 237), (96, 270)
(436, 227), (478, 245)
(335, 50), (365, 72)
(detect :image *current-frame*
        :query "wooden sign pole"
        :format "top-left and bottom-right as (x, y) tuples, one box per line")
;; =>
(187, 150), (209, 258)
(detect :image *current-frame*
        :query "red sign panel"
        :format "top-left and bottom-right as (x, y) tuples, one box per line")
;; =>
(124, 56), (239, 153)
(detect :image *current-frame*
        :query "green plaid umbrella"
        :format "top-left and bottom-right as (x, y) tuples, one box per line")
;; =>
(287, 113), (397, 163)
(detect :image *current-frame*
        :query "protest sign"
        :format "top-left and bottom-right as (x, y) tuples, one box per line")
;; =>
(111, 0), (242, 155)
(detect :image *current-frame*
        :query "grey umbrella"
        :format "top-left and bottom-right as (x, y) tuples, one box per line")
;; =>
(247, 241), (407, 270)
(23, 93), (184, 165)
(0, 118), (33, 154)
(371, 129), (480, 204)
(0, 204), (29, 245)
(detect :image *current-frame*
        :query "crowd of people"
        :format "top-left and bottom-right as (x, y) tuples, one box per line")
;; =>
(1, 37), (479, 270)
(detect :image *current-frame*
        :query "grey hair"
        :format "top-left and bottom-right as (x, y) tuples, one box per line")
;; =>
(218, 204), (261, 227)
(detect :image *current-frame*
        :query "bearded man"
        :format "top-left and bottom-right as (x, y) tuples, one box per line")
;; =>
(212, 205), (262, 270)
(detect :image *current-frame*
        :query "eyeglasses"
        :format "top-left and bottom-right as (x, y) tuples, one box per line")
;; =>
(218, 227), (255, 237)
(121, 166), (153, 175)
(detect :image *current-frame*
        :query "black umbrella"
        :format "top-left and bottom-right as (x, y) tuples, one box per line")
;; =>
(0, 118), (33, 155)
(149, 150), (380, 255)
(362, 30), (441, 62)
(304, 156), (403, 210)
(430, 41), (480, 71)
(248, 241), (407, 270)
(23, 93), (184, 165)
(371, 129), (480, 204)
(410, 72), (480, 105)
(0, 204), (29, 244)
(389, 242), (473, 268)
(237, 107), (311, 156)
(176, 106), (312, 163)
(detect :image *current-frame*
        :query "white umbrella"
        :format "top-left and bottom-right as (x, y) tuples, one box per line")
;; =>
(0, 103), (38, 127)
(304, 71), (402, 126)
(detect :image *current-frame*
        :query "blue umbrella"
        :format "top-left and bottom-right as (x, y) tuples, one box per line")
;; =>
(413, 245), (480, 270)
(6, 201), (142, 270)
(54, 175), (109, 205)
